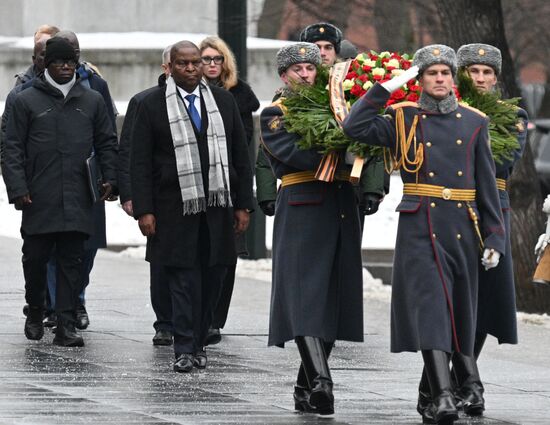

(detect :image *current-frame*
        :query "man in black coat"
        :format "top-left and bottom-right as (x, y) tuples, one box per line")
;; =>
(42, 30), (118, 330)
(1, 38), (118, 347)
(118, 45), (173, 346)
(130, 41), (253, 373)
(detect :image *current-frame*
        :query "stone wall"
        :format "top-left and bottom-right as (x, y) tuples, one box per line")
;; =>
(0, 44), (283, 103)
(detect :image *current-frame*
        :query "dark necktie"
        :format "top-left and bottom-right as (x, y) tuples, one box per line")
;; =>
(185, 94), (201, 130)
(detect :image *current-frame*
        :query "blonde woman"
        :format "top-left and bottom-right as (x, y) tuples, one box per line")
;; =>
(199, 36), (259, 345)
(199, 36), (259, 145)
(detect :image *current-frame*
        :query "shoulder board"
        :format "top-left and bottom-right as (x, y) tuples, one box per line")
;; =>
(268, 98), (287, 114)
(388, 101), (418, 110)
(459, 102), (487, 117)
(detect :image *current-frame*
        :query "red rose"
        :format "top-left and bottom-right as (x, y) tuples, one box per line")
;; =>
(346, 71), (358, 80)
(358, 74), (368, 82)
(362, 64), (372, 72)
(385, 66), (396, 72)
(391, 88), (406, 100)
(401, 61), (411, 70)
(386, 99), (396, 106)
(406, 93), (419, 102)
(350, 84), (363, 96)
(372, 74), (383, 81)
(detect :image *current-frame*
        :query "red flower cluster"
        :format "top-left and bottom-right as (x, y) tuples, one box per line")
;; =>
(342, 51), (422, 107)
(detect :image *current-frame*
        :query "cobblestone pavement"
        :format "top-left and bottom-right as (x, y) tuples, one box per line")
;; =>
(0, 236), (549, 424)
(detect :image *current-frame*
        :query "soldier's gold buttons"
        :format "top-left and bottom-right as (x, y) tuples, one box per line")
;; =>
(430, 202), (436, 208)
(457, 202), (463, 208)
(429, 171), (435, 178)
(457, 171), (463, 177)
(426, 142), (432, 147)
(432, 233), (437, 239)
(422, 114), (427, 119)
(457, 233), (462, 240)
(456, 139), (463, 145)
(456, 113), (462, 119)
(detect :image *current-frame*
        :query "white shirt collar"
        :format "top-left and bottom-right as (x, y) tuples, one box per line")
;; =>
(177, 84), (201, 100)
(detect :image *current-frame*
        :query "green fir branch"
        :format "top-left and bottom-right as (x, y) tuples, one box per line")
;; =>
(457, 69), (520, 164)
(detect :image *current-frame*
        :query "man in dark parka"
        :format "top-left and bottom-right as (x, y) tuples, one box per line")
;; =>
(343, 45), (506, 424)
(260, 42), (364, 416)
(130, 41), (253, 373)
(1, 38), (118, 347)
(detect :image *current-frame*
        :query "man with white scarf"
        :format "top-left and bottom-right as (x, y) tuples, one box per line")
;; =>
(130, 40), (254, 373)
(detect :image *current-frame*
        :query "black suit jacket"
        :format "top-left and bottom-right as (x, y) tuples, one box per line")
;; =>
(130, 83), (253, 267)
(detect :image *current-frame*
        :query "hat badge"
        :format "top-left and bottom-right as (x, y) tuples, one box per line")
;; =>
(478, 48), (485, 56)
(433, 48), (440, 56)
(319, 27), (325, 33)
(299, 47), (306, 56)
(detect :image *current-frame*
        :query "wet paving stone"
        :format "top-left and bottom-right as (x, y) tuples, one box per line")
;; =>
(0, 237), (549, 424)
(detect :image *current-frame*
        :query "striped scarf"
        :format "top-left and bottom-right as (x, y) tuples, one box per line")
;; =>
(165, 76), (232, 215)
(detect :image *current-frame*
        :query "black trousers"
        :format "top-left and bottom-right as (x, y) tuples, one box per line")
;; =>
(22, 231), (86, 323)
(150, 262), (172, 332)
(211, 231), (247, 329)
(166, 264), (227, 355)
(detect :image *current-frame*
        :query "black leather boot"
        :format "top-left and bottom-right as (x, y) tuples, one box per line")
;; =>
(53, 315), (84, 347)
(421, 350), (458, 424)
(24, 305), (44, 340)
(417, 368), (431, 416)
(452, 352), (485, 415)
(295, 337), (334, 416)
(294, 341), (334, 413)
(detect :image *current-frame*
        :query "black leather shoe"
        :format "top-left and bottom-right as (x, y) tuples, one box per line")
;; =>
(174, 353), (194, 373)
(456, 382), (484, 416)
(205, 328), (221, 346)
(422, 390), (458, 424)
(24, 306), (44, 340)
(152, 329), (173, 346)
(193, 349), (207, 369)
(293, 385), (316, 413)
(75, 304), (89, 330)
(53, 319), (84, 347)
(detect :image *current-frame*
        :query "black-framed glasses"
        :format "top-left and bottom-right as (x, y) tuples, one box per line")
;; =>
(201, 55), (224, 65)
(51, 59), (77, 68)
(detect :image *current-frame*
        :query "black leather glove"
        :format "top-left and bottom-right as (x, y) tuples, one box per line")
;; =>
(259, 200), (276, 217)
(362, 193), (381, 216)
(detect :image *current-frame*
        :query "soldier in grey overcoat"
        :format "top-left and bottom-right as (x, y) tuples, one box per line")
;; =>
(260, 42), (364, 417)
(445, 43), (529, 416)
(343, 45), (506, 424)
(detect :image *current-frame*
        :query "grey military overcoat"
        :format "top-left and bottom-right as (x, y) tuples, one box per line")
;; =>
(343, 84), (506, 356)
(477, 107), (528, 345)
(260, 102), (364, 347)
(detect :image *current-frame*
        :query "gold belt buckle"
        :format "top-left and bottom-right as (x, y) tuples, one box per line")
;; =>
(442, 187), (452, 200)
